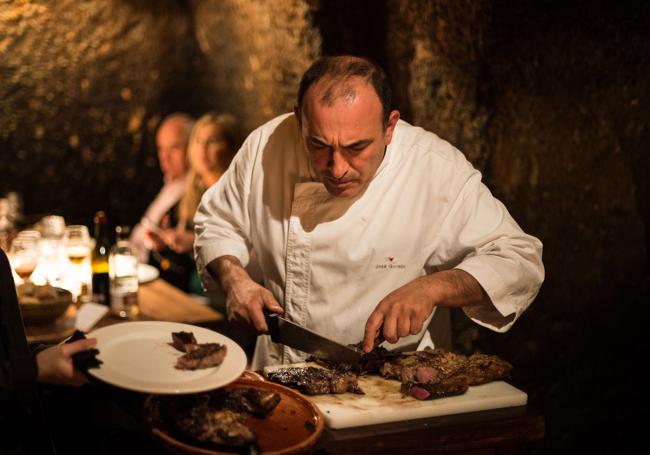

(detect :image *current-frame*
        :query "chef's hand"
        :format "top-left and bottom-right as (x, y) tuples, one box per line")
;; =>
(36, 338), (97, 387)
(363, 270), (492, 352)
(363, 276), (435, 353)
(207, 255), (284, 334)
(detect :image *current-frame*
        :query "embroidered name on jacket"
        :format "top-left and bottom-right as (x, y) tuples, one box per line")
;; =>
(376, 256), (406, 269)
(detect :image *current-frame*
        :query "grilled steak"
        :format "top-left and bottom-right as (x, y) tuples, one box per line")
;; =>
(163, 395), (256, 449)
(381, 349), (469, 384)
(158, 387), (281, 453)
(175, 343), (227, 370)
(222, 388), (282, 418)
(273, 347), (513, 402)
(401, 374), (470, 400)
(265, 366), (364, 395)
(170, 331), (197, 352)
(465, 353), (512, 385)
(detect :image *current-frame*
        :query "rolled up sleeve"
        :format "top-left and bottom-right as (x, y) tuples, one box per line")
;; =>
(193, 135), (257, 290)
(428, 165), (544, 332)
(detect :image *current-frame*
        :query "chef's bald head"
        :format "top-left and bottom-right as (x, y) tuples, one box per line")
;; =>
(296, 56), (392, 130)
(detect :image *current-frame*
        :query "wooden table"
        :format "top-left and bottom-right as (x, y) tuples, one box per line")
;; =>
(315, 406), (545, 454)
(25, 278), (224, 343)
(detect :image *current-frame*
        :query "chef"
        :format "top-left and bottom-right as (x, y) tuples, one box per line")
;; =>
(194, 55), (544, 369)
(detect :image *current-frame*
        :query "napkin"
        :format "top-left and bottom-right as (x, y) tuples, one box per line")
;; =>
(74, 302), (109, 332)
(65, 330), (103, 371)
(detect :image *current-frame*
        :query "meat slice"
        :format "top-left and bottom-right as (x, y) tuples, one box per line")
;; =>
(222, 388), (282, 418)
(465, 353), (512, 385)
(162, 394), (257, 449)
(380, 349), (469, 384)
(175, 343), (227, 370)
(170, 331), (198, 352)
(401, 374), (470, 400)
(159, 387), (281, 453)
(265, 366), (364, 395)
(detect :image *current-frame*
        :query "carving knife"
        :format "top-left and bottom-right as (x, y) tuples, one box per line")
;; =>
(264, 312), (363, 365)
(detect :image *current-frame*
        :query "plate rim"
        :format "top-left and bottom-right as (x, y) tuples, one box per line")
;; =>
(86, 321), (247, 394)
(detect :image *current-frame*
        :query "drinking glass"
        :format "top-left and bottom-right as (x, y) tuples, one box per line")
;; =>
(40, 215), (66, 240)
(64, 225), (91, 265)
(9, 236), (40, 283)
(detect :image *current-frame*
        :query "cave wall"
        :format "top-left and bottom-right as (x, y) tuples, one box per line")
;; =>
(1, 0), (649, 452)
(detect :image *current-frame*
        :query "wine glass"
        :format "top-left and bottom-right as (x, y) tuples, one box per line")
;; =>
(9, 236), (40, 283)
(64, 225), (91, 265)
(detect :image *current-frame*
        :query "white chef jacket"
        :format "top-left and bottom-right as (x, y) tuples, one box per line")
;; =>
(194, 113), (544, 369)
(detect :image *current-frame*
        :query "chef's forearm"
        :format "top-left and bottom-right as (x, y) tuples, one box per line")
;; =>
(425, 269), (492, 309)
(206, 255), (252, 293)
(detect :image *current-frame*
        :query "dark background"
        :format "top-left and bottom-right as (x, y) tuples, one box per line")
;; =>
(1, 1), (648, 452)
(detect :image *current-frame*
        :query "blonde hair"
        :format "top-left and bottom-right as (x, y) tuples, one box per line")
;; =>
(178, 113), (241, 226)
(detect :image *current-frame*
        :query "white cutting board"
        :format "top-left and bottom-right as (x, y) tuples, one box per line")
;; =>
(264, 363), (527, 429)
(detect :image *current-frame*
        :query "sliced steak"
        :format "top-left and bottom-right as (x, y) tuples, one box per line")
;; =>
(175, 343), (227, 370)
(222, 388), (282, 418)
(265, 366), (364, 395)
(170, 331), (198, 352)
(401, 374), (469, 400)
(380, 349), (469, 384)
(465, 353), (512, 385)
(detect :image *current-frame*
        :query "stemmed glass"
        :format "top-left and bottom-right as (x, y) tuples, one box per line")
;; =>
(64, 225), (91, 265)
(9, 236), (40, 283)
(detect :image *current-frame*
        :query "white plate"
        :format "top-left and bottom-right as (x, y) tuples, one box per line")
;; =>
(137, 263), (160, 284)
(86, 321), (247, 394)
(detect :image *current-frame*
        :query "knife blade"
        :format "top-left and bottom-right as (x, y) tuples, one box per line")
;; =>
(264, 312), (363, 365)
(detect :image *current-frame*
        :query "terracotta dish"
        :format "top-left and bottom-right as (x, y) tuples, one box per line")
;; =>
(144, 375), (324, 455)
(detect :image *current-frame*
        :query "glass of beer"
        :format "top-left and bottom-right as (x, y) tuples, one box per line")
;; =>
(64, 225), (91, 265)
(9, 236), (39, 283)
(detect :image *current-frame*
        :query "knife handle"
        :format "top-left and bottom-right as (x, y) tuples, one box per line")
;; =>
(263, 309), (280, 343)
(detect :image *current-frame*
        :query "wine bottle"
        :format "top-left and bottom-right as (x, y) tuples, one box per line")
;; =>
(91, 211), (111, 305)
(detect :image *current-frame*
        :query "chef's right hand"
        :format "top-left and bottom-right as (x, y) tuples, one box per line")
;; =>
(226, 278), (284, 334)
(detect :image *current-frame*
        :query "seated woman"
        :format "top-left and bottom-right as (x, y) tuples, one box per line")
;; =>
(146, 113), (241, 293)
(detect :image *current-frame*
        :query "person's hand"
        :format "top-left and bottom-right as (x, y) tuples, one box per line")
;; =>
(208, 255), (284, 334)
(226, 278), (284, 334)
(362, 276), (435, 353)
(362, 270), (493, 352)
(164, 229), (195, 254)
(36, 338), (98, 387)
(144, 228), (168, 252)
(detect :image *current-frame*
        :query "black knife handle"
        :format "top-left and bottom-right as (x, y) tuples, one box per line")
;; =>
(263, 309), (280, 343)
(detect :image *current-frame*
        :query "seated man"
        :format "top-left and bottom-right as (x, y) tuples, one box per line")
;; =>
(130, 113), (196, 291)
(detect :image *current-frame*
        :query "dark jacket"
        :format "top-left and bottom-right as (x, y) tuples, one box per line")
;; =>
(0, 248), (56, 454)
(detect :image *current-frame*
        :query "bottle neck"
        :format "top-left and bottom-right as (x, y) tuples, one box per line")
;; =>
(93, 212), (110, 251)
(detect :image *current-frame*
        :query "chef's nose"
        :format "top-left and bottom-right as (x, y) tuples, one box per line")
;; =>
(329, 149), (349, 179)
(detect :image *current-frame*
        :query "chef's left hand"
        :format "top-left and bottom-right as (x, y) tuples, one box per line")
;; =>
(362, 270), (493, 352)
(363, 276), (435, 353)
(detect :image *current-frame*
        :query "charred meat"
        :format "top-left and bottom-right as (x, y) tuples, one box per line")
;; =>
(266, 366), (364, 395)
(175, 343), (227, 370)
(380, 349), (469, 384)
(465, 353), (512, 385)
(158, 387), (281, 452)
(170, 331), (198, 352)
(223, 387), (283, 418)
(401, 374), (470, 400)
